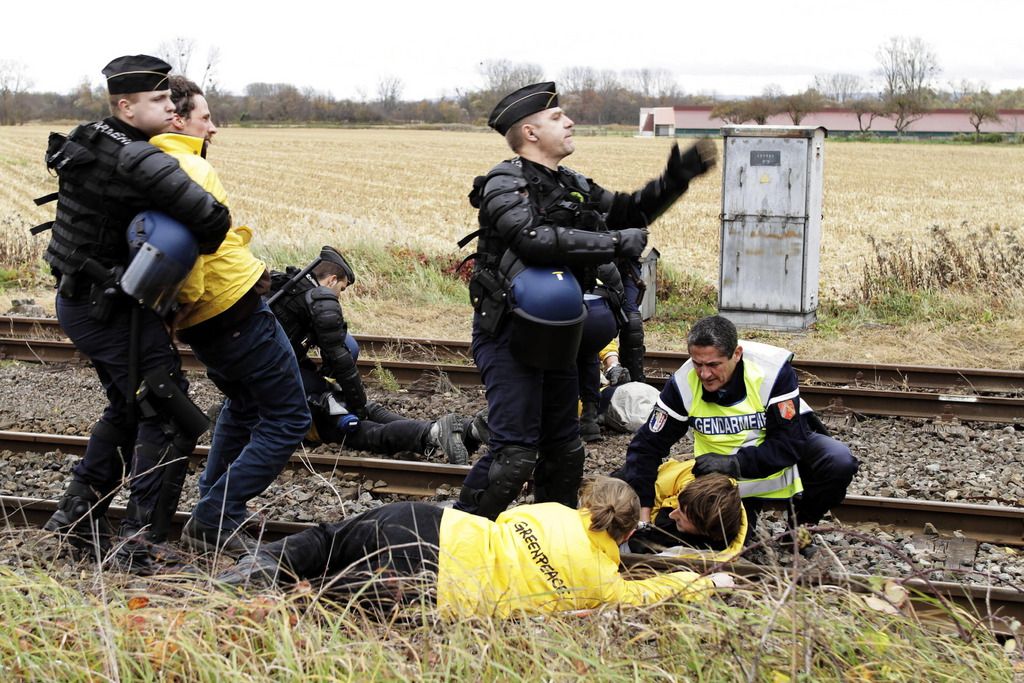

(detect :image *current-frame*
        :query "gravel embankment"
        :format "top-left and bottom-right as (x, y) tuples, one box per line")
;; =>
(1, 360), (1023, 585)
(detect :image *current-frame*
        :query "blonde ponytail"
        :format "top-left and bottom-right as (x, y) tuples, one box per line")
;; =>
(579, 475), (640, 543)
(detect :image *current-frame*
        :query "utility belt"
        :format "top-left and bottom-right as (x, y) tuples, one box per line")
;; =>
(56, 258), (126, 322)
(468, 265), (507, 336)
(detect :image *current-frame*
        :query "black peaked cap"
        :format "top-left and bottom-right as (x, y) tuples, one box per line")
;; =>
(488, 81), (559, 135)
(103, 54), (172, 94)
(320, 246), (356, 284)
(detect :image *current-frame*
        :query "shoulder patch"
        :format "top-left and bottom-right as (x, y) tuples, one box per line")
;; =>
(778, 399), (796, 420)
(648, 408), (668, 433)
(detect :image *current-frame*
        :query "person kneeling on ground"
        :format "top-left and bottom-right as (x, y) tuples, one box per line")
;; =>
(217, 475), (734, 618)
(269, 247), (486, 464)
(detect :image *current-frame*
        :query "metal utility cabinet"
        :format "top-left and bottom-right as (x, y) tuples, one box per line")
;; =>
(718, 125), (826, 330)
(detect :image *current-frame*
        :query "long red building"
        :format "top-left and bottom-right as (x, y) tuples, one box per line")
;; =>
(638, 106), (1024, 136)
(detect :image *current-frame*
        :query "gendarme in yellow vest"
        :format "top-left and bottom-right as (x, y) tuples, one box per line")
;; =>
(672, 340), (803, 500)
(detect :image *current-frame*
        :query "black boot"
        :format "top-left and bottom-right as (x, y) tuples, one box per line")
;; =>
(44, 480), (114, 555)
(579, 402), (602, 442)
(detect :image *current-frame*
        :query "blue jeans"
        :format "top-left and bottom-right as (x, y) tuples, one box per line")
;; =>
(189, 302), (310, 529)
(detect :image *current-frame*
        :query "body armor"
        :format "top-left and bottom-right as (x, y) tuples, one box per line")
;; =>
(38, 118), (230, 287)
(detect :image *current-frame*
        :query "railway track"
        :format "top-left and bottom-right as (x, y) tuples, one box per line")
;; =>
(1, 493), (1021, 633)
(3, 429), (1024, 546)
(0, 319), (1023, 422)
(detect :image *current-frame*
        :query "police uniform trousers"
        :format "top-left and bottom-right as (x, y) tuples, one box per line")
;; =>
(742, 432), (860, 531)
(578, 296), (620, 407)
(56, 294), (188, 509)
(301, 367), (431, 454)
(190, 300), (310, 530)
(458, 315), (580, 495)
(256, 502), (441, 606)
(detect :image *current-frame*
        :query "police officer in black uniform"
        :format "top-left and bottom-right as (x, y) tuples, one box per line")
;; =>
(36, 55), (230, 562)
(455, 82), (716, 519)
(269, 247), (479, 463)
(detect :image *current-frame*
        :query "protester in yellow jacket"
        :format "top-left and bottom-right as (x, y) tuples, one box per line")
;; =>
(628, 459), (747, 561)
(217, 476), (734, 618)
(152, 76), (309, 557)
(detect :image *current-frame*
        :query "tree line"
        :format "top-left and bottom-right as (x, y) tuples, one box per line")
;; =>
(1, 39), (1022, 130)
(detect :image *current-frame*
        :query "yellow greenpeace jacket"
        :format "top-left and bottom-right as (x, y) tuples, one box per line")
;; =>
(149, 133), (266, 328)
(651, 459), (748, 562)
(436, 502), (714, 618)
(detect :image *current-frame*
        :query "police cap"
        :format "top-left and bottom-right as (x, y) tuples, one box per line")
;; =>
(488, 82), (559, 135)
(320, 246), (356, 284)
(103, 55), (172, 94)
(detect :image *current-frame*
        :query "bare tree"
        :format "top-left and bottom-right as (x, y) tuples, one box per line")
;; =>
(200, 46), (221, 92)
(625, 67), (681, 101)
(0, 59), (32, 125)
(560, 66), (598, 94)
(376, 76), (404, 113)
(781, 89), (825, 124)
(478, 59), (544, 95)
(711, 100), (750, 124)
(958, 84), (1001, 139)
(875, 36), (940, 135)
(812, 73), (865, 105)
(850, 96), (886, 132)
(158, 37), (197, 75)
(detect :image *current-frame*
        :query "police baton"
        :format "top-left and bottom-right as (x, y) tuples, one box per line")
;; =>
(266, 257), (322, 307)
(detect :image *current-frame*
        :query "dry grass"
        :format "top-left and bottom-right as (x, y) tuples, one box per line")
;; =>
(2, 125), (1023, 366)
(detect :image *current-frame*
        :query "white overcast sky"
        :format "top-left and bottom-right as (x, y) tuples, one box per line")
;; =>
(7, 0), (1023, 99)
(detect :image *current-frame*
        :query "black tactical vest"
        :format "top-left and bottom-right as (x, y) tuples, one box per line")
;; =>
(269, 267), (316, 355)
(41, 119), (149, 276)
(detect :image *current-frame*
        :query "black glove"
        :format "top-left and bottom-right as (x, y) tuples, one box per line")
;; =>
(692, 454), (741, 478)
(666, 140), (717, 186)
(613, 228), (648, 260)
(605, 364), (631, 386)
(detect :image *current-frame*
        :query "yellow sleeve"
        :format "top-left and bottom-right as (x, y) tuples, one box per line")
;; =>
(599, 339), (620, 364)
(177, 257), (206, 304)
(604, 570), (716, 606)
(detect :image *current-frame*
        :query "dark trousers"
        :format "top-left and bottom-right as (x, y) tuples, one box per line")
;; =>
(190, 302), (310, 530)
(56, 295), (186, 509)
(471, 318), (579, 451)
(460, 318), (579, 493)
(302, 368), (430, 454)
(794, 432), (860, 525)
(266, 502), (442, 604)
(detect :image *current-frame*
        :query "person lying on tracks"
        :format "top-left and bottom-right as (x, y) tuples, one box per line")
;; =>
(618, 315), (859, 549)
(155, 75), (310, 559)
(268, 248), (486, 465)
(216, 475), (735, 617)
(625, 460), (747, 561)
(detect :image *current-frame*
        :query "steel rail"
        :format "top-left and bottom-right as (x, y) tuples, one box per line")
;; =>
(4, 430), (1024, 545)
(4, 315), (1022, 395)
(2, 335), (1021, 422)
(2, 494), (1020, 634)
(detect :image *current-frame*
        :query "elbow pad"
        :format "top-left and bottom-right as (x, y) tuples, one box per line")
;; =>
(119, 142), (231, 254)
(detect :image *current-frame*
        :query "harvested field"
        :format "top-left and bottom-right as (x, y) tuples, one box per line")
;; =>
(3, 126), (1022, 297)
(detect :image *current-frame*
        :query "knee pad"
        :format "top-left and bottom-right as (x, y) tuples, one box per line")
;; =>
(474, 445), (539, 519)
(535, 439), (586, 507)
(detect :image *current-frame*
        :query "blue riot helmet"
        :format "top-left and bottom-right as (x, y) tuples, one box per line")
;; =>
(121, 211), (199, 316)
(579, 293), (619, 356)
(507, 266), (587, 370)
(344, 332), (360, 361)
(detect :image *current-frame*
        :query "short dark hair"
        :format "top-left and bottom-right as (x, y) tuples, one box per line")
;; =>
(676, 473), (743, 546)
(312, 260), (350, 282)
(687, 315), (738, 356)
(168, 75), (203, 120)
